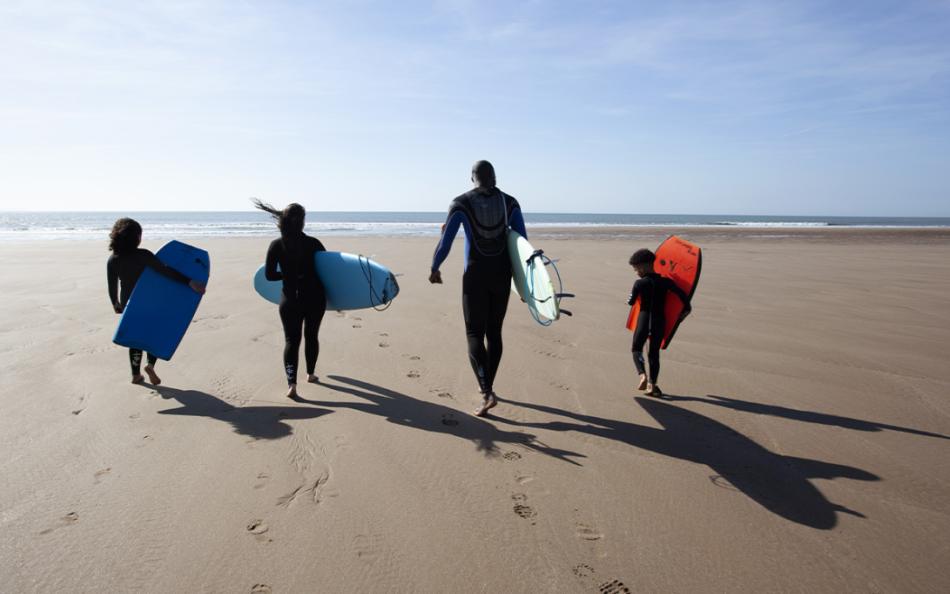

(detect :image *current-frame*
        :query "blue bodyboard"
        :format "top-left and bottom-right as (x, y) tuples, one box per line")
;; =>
(253, 251), (399, 310)
(113, 241), (210, 360)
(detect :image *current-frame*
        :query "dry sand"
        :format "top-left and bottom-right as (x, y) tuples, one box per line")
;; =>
(2, 229), (949, 593)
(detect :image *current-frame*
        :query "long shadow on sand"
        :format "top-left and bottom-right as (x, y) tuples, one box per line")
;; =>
(155, 386), (334, 440)
(494, 395), (880, 530)
(663, 394), (950, 440)
(290, 375), (584, 465)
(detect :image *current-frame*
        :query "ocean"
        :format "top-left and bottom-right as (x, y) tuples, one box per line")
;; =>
(2, 211), (949, 241)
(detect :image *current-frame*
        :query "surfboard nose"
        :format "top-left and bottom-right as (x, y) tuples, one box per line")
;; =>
(383, 272), (400, 304)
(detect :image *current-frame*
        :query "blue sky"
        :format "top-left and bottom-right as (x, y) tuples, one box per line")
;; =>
(1, 0), (948, 215)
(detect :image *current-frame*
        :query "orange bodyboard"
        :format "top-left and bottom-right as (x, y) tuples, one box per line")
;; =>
(625, 235), (701, 349)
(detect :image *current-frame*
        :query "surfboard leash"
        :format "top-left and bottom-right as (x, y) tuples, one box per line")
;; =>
(358, 254), (394, 312)
(524, 250), (574, 326)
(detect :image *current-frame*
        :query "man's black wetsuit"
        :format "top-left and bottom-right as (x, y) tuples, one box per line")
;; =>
(265, 234), (327, 386)
(431, 188), (526, 395)
(107, 248), (192, 376)
(627, 273), (691, 384)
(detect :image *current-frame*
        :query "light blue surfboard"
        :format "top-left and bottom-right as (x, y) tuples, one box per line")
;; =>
(113, 241), (209, 360)
(254, 252), (399, 311)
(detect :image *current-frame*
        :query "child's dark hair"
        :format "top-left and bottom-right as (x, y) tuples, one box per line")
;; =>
(629, 248), (656, 266)
(252, 198), (305, 238)
(109, 218), (142, 254)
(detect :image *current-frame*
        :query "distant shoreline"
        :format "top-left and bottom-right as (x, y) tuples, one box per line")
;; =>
(3, 211), (950, 242)
(5, 226), (950, 244)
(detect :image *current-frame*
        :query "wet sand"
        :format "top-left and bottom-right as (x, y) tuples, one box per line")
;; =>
(2, 229), (949, 592)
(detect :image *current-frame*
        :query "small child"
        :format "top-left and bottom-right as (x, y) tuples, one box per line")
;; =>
(107, 218), (206, 385)
(628, 248), (691, 397)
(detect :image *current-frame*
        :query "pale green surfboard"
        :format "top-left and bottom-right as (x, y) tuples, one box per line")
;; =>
(508, 230), (560, 323)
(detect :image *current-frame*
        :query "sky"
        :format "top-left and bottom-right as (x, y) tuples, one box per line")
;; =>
(1, 0), (948, 215)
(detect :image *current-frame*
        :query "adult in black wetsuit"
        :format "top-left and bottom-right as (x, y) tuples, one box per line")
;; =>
(429, 160), (527, 416)
(106, 217), (206, 384)
(254, 200), (327, 399)
(628, 248), (691, 397)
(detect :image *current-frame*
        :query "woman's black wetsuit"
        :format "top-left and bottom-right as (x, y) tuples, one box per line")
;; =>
(265, 234), (327, 386)
(431, 188), (526, 394)
(628, 273), (690, 384)
(107, 248), (192, 376)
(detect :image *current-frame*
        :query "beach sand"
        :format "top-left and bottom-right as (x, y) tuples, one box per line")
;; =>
(2, 229), (949, 593)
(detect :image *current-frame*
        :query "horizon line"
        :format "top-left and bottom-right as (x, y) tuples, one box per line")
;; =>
(2, 210), (949, 219)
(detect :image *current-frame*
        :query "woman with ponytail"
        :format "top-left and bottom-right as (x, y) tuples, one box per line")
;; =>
(253, 199), (327, 398)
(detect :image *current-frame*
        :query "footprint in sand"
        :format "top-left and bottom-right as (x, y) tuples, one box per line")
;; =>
(402, 354), (421, 360)
(709, 475), (740, 491)
(94, 468), (111, 484)
(246, 519), (273, 543)
(334, 435), (351, 451)
(251, 585), (272, 594)
(441, 413), (459, 427)
(72, 394), (87, 415)
(599, 579), (631, 594)
(407, 371), (420, 379)
(40, 512), (79, 535)
(254, 472), (270, 490)
(378, 332), (389, 337)
(352, 324), (362, 328)
(502, 451), (522, 461)
(378, 342), (390, 348)
(575, 523), (604, 541)
(129, 413), (140, 420)
(353, 533), (383, 564)
(512, 493), (537, 521)
(572, 564), (595, 578)
(515, 473), (535, 485)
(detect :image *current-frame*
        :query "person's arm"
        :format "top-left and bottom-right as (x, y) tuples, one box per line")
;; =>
(264, 240), (282, 281)
(668, 280), (692, 314)
(144, 250), (206, 294)
(627, 279), (643, 306)
(430, 209), (464, 280)
(107, 257), (121, 312)
(509, 205), (527, 239)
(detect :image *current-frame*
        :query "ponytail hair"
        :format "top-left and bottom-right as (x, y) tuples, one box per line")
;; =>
(252, 198), (306, 238)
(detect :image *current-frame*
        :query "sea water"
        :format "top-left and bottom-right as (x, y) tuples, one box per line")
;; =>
(2, 211), (949, 241)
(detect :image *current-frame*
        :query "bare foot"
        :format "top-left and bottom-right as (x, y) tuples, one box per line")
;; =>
(131, 374), (145, 385)
(286, 384), (298, 399)
(144, 365), (161, 386)
(473, 392), (498, 417)
(307, 374), (319, 384)
(645, 384), (663, 397)
(637, 374), (648, 390)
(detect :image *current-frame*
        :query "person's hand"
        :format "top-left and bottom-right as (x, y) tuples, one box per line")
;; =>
(428, 270), (442, 284)
(189, 280), (207, 295)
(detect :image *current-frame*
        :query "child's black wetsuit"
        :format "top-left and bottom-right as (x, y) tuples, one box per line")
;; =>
(107, 248), (193, 376)
(628, 273), (691, 384)
(431, 188), (526, 395)
(265, 234), (327, 386)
